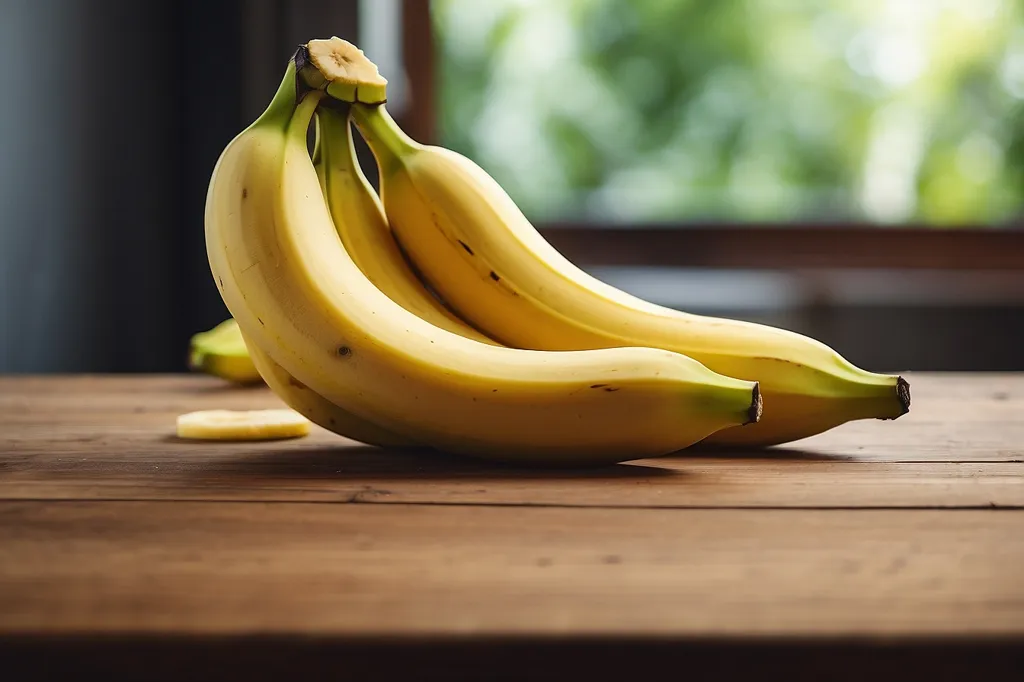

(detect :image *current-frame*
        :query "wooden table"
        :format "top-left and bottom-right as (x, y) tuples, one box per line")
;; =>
(1, 374), (1022, 681)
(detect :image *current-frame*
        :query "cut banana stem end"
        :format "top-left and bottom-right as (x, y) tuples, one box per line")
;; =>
(297, 37), (387, 104)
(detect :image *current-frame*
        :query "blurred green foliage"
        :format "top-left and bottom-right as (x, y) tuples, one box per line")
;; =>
(433, 0), (1024, 227)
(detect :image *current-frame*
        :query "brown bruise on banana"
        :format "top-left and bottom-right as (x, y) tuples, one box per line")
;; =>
(485, 267), (520, 297)
(388, 230), (506, 346)
(338, 345), (353, 358)
(433, 214), (518, 298)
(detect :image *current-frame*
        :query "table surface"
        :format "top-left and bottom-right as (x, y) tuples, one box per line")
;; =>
(1, 373), (1022, 681)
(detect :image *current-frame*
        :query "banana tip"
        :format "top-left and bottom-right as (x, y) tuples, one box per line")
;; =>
(744, 382), (763, 425)
(896, 376), (911, 415)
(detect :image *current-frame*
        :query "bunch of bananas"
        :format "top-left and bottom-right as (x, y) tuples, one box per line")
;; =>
(197, 37), (909, 465)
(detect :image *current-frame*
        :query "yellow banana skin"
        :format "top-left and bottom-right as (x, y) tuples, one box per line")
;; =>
(315, 104), (497, 345)
(350, 103), (910, 448)
(241, 331), (417, 448)
(203, 58), (761, 466)
(190, 317), (413, 446)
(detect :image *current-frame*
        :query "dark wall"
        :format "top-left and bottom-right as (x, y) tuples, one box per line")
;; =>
(0, 0), (360, 373)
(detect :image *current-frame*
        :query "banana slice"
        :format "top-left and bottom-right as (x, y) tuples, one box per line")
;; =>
(176, 409), (311, 441)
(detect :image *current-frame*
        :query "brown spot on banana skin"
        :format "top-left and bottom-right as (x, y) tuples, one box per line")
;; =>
(338, 346), (352, 357)
(257, 317), (264, 326)
(458, 240), (474, 255)
(489, 271), (500, 282)
(242, 188), (248, 199)
(590, 384), (608, 389)
(603, 387), (619, 392)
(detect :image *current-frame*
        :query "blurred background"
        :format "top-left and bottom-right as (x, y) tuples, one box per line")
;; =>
(0, 0), (1021, 374)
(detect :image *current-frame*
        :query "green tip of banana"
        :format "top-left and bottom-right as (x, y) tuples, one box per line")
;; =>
(187, 319), (264, 386)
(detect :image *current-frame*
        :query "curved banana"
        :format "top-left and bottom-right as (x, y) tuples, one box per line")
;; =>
(349, 103), (910, 448)
(189, 317), (413, 446)
(203, 44), (761, 466)
(315, 104), (497, 344)
(241, 332), (416, 448)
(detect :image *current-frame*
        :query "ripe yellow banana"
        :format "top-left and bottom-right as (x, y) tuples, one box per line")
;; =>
(349, 102), (911, 448)
(188, 318), (412, 445)
(203, 41), (761, 466)
(314, 104), (497, 344)
(242, 331), (417, 448)
(191, 77), (488, 448)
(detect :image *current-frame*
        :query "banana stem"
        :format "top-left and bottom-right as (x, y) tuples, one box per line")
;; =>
(288, 88), (324, 144)
(248, 49), (328, 133)
(317, 103), (361, 175)
(350, 103), (421, 169)
(248, 60), (303, 130)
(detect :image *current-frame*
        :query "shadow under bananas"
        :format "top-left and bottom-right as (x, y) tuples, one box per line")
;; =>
(183, 439), (852, 493)
(669, 445), (855, 462)
(189, 444), (683, 483)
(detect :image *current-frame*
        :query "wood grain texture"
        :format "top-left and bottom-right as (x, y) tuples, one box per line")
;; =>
(1, 374), (1023, 681)
(1, 374), (1022, 508)
(2, 446), (1022, 508)
(2, 501), (1023, 638)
